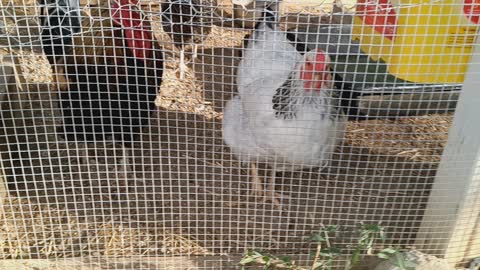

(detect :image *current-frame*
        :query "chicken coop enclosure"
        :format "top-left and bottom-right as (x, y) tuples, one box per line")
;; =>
(0, 0), (479, 269)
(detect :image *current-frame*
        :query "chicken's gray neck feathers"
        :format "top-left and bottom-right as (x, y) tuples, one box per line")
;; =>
(272, 72), (339, 121)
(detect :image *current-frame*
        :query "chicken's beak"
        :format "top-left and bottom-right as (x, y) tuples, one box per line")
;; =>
(305, 72), (329, 92)
(313, 73), (324, 90)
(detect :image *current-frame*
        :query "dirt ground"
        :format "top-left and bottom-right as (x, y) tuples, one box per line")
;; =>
(0, 0), (454, 266)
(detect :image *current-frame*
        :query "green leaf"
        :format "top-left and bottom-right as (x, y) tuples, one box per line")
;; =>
(320, 247), (342, 258)
(310, 233), (326, 242)
(393, 252), (417, 270)
(279, 255), (292, 264)
(379, 229), (386, 241)
(350, 249), (363, 268)
(324, 225), (338, 232)
(395, 259), (406, 269)
(380, 248), (398, 254)
(377, 252), (391, 260)
(403, 260), (418, 268)
(378, 247), (399, 260)
(262, 255), (271, 264)
(254, 250), (267, 257)
(363, 224), (382, 232)
(239, 256), (257, 265)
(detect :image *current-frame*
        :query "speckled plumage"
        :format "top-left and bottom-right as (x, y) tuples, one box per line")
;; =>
(223, 22), (346, 173)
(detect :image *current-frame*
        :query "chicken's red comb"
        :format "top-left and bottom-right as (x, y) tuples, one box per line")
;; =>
(313, 48), (328, 72)
(301, 49), (331, 91)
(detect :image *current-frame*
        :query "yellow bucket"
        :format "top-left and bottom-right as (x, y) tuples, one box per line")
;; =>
(352, 0), (480, 83)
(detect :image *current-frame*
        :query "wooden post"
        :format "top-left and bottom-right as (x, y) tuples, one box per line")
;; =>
(0, 54), (18, 211)
(414, 36), (480, 264)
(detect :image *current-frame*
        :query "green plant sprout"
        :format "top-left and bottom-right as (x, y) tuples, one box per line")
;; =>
(239, 250), (302, 270)
(377, 248), (418, 270)
(347, 223), (386, 269)
(239, 225), (341, 270)
(310, 225), (342, 270)
(239, 223), (399, 270)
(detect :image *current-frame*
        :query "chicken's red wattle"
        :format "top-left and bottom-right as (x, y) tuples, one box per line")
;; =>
(112, 0), (153, 59)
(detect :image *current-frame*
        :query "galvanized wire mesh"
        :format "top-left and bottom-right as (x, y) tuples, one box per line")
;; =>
(0, 0), (478, 269)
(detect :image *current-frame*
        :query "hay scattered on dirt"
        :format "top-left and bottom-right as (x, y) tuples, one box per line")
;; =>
(202, 26), (248, 49)
(155, 54), (222, 120)
(0, 197), (213, 259)
(0, 49), (52, 84)
(345, 115), (452, 163)
(156, 26), (246, 120)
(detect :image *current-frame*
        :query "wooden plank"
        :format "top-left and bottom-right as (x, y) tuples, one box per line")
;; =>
(0, 255), (387, 270)
(0, 256), (241, 270)
(0, 54), (20, 212)
(414, 36), (480, 265)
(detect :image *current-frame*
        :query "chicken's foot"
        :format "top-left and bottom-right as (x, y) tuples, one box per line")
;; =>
(249, 163), (288, 207)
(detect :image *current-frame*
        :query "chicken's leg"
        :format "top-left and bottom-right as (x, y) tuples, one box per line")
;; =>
(78, 143), (90, 166)
(249, 162), (264, 197)
(118, 145), (133, 179)
(249, 163), (287, 207)
(192, 44), (198, 60)
(265, 167), (291, 207)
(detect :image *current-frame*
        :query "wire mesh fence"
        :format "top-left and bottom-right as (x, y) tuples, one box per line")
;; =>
(0, 0), (478, 269)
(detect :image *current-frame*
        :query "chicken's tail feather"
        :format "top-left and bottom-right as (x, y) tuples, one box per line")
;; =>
(244, 6), (277, 47)
(262, 6), (276, 24)
(40, 0), (82, 65)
